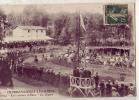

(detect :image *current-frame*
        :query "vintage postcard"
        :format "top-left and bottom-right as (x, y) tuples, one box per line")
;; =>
(0, 0), (136, 99)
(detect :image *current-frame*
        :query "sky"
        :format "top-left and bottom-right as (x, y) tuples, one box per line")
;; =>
(0, 3), (134, 15)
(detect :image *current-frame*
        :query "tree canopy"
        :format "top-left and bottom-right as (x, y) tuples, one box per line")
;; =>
(5, 6), (133, 46)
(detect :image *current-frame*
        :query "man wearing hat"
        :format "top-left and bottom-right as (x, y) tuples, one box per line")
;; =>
(112, 87), (120, 97)
(99, 80), (105, 96)
(94, 72), (99, 90)
(106, 80), (112, 97)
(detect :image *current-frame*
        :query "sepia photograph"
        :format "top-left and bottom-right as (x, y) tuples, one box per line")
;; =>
(0, 2), (136, 98)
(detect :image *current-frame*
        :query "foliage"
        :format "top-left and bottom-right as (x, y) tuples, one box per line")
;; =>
(5, 6), (133, 46)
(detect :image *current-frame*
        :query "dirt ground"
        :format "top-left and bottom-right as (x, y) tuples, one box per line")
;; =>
(22, 52), (135, 84)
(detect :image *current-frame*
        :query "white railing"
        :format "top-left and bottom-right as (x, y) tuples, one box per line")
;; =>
(70, 76), (94, 89)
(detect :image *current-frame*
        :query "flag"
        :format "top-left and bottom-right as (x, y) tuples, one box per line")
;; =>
(80, 14), (86, 32)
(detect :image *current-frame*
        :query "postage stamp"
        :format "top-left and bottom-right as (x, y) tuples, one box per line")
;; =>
(105, 4), (128, 25)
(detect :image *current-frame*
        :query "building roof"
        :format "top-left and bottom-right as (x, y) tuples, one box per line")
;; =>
(16, 25), (46, 30)
(3, 36), (53, 43)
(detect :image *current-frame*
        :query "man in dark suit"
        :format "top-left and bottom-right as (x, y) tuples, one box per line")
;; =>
(73, 67), (80, 77)
(82, 69), (91, 78)
(55, 72), (61, 87)
(99, 80), (105, 96)
(119, 84), (125, 97)
(86, 69), (91, 78)
(73, 67), (80, 86)
(94, 72), (99, 90)
(106, 80), (112, 97)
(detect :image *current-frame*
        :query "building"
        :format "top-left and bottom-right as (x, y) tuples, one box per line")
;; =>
(3, 25), (53, 42)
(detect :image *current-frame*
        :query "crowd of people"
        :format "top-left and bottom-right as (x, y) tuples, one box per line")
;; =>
(48, 46), (133, 69)
(0, 40), (135, 97)
(85, 52), (131, 68)
(0, 41), (50, 49)
(89, 38), (130, 47)
(99, 80), (135, 97)
(0, 41), (134, 70)
(72, 67), (136, 97)
(0, 49), (136, 97)
(12, 63), (70, 92)
(0, 56), (13, 87)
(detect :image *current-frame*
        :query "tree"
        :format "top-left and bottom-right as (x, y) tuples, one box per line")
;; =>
(41, 14), (49, 27)
(54, 14), (71, 42)
(0, 8), (6, 41)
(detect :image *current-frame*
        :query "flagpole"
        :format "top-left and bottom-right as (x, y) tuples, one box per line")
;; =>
(78, 11), (88, 68)
(84, 37), (87, 68)
(84, 19), (87, 69)
(77, 11), (80, 68)
(80, 12), (87, 68)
